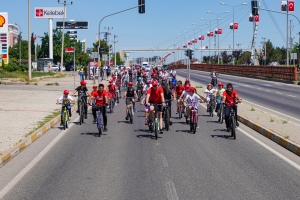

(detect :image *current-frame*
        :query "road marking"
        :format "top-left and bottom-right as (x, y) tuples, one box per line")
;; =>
(0, 116), (78, 199)
(265, 90), (271, 92)
(276, 92), (283, 94)
(238, 128), (300, 171)
(242, 99), (300, 124)
(165, 182), (179, 200)
(158, 154), (169, 168)
(257, 88), (262, 90)
(288, 95), (296, 98)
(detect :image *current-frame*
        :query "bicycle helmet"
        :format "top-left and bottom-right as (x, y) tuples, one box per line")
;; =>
(218, 82), (223, 86)
(189, 87), (195, 92)
(138, 77), (142, 81)
(152, 80), (158, 86)
(92, 85), (97, 89)
(80, 80), (87, 85)
(185, 78), (190, 82)
(146, 80), (151, 84)
(63, 90), (69, 95)
(128, 82), (133, 86)
(185, 85), (190, 90)
(207, 83), (212, 88)
(109, 79), (113, 83)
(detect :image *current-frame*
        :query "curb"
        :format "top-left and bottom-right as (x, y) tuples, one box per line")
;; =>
(238, 115), (300, 156)
(0, 114), (61, 168)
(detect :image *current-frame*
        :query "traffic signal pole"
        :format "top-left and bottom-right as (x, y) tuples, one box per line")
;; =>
(97, 4), (145, 85)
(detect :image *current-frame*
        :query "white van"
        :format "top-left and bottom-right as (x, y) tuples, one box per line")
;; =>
(142, 62), (149, 67)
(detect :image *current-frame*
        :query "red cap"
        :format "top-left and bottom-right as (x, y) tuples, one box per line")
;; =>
(185, 85), (190, 90)
(189, 87), (195, 92)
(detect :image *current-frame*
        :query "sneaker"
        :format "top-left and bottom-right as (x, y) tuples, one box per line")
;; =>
(170, 121), (172, 125)
(60, 121), (63, 126)
(145, 120), (148, 125)
(115, 102), (118, 106)
(69, 117), (71, 121)
(159, 130), (163, 134)
(76, 110), (79, 113)
(125, 116), (129, 120)
(84, 115), (87, 119)
(93, 119), (96, 124)
(236, 122), (239, 127)
(133, 109), (136, 112)
(104, 127), (108, 132)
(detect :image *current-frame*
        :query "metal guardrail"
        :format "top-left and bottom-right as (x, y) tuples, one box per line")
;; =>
(169, 64), (299, 81)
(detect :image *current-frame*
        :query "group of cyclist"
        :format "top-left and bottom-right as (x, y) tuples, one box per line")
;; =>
(57, 66), (242, 135)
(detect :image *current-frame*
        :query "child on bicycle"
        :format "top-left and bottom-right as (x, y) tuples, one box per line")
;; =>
(162, 83), (176, 125)
(56, 90), (75, 125)
(205, 83), (216, 112)
(184, 87), (203, 125)
(72, 80), (89, 119)
(124, 82), (138, 120)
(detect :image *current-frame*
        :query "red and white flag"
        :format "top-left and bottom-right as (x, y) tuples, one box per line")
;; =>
(288, 0), (294, 12)
(65, 47), (75, 52)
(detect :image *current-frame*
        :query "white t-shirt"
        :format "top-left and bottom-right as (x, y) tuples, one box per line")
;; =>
(181, 90), (188, 100)
(205, 88), (215, 101)
(123, 74), (129, 81)
(58, 95), (74, 106)
(143, 84), (152, 94)
(186, 93), (200, 109)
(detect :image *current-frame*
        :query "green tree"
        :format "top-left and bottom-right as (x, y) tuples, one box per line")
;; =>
(110, 52), (123, 65)
(237, 51), (251, 64)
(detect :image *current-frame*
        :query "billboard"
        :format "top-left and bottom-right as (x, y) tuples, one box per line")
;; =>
(56, 21), (88, 29)
(35, 7), (66, 18)
(0, 12), (8, 65)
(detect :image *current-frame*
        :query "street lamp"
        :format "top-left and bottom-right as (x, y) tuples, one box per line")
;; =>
(207, 11), (229, 64)
(201, 18), (216, 64)
(221, 2), (247, 65)
(15, 23), (21, 65)
(193, 23), (208, 63)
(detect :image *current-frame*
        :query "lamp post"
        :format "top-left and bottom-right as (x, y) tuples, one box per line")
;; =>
(201, 18), (214, 64)
(15, 23), (21, 65)
(221, 2), (247, 65)
(207, 11), (229, 64)
(28, 0), (31, 80)
(193, 23), (209, 63)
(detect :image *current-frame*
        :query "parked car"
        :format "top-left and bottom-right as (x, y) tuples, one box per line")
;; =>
(65, 64), (75, 71)
(51, 65), (59, 71)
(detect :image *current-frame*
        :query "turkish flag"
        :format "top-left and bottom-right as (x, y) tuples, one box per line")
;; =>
(218, 28), (222, 34)
(194, 38), (197, 43)
(234, 22), (238, 30)
(288, 0), (294, 12)
(201, 35), (204, 40)
(254, 15), (259, 22)
(210, 32), (214, 37)
(33, 33), (37, 42)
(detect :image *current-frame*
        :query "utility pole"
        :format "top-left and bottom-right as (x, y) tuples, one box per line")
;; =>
(28, 0), (31, 80)
(289, 20), (294, 65)
(104, 27), (112, 67)
(58, 0), (72, 73)
(114, 35), (118, 68)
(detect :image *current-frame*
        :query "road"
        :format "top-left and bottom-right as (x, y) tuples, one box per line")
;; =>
(0, 95), (299, 200)
(177, 69), (300, 123)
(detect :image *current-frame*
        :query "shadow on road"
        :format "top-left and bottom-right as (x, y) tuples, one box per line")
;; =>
(80, 132), (107, 137)
(211, 134), (234, 139)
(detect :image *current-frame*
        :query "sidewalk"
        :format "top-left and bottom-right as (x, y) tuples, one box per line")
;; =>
(0, 74), (108, 166)
(176, 75), (300, 156)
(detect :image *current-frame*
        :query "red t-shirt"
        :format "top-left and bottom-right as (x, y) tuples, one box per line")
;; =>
(175, 86), (185, 96)
(90, 90), (98, 97)
(223, 90), (238, 107)
(93, 90), (108, 106)
(147, 86), (163, 103)
(108, 84), (116, 92)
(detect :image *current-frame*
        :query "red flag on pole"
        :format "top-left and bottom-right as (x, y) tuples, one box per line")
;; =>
(288, 0), (294, 12)
(254, 15), (259, 22)
(234, 22), (238, 30)
(65, 47), (75, 52)
(218, 28), (222, 34)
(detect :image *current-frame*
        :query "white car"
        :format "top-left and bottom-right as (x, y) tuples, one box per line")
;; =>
(51, 65), (59, 71)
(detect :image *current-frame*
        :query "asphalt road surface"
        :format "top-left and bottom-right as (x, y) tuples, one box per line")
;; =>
(177, 69), (300, 123)
(0, 95), (299, 200)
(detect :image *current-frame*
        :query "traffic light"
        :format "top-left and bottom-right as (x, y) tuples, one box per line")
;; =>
(184, 50), (188, 57)
(98, 47), (104, 58)
(251, 1), (258, 16)
(189, 49), (194, 60)
(138, 0), (145, 14)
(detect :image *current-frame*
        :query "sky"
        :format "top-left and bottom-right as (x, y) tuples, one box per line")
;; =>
(2, 0), (300, 60)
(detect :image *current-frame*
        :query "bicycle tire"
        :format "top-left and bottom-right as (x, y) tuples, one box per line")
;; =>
(178, 104), (182, 119)
(129, 108), (133, 124)
(98, 113), (102, 137)
(79, 104), (83, 125)
(231, 115), (236, 139)
(82, 104), (85, 123)
(110, 100), (113, 113)
(193, 112), (197, 134)
(165, 108), (170, 131)
(63, 112), (66, 130)
(154, 121), (158, 140)
(66, 111), (69, 128)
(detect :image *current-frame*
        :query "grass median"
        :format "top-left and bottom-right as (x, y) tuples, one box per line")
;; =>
(0, 71), (65, 82)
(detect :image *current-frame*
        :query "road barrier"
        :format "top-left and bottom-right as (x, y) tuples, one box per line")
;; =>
(169, 64), (299, 81)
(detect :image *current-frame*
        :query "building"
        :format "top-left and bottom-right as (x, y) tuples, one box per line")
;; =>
(0, 12), (9, 65)
(80, 39), (86, 53)
(8, 24), (18, 47)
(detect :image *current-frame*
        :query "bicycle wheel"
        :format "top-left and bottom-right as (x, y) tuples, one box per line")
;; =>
(165, 108), (170, 131)
(63, 112), (66, 130)
(79, 104), (83, 125)
(179, 104), (182, 119)
(137, 90), (141, 102)
(129, 107), (133, 124)
(110, 100), (113, 113)
(98, 114), (102, 137)
(154, 121), (158, 140)
(219, 105), (223, 124)
(65, 112), (69, 129)
(231, 115), (236, 139)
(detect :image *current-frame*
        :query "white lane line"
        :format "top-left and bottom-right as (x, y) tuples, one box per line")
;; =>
(257, 88), (262, 90)
(265, 90), (271, 92)
(276, 92), (283, 94)
(165, 182), (179, 200)
(238, 128), (300, 171)
(0, 116), (78, 199)
(242, 99), (300, 123)
(158, 154), (169, 168)
(288, 95), (296, 98)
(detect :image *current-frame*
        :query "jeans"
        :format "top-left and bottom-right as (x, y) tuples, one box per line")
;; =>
(92, 106), (107, 126)
(224, 106), (238, 128)
(79, 72), (84, 81)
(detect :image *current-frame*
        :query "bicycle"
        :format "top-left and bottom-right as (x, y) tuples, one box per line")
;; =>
(125, 97), (134, 124)
(57, 104), (70, 130)
(216, 99), (224, 124)
(93, 105), (105, 137)
(208, 94), (215, 117)
(224, 102), (239, 140)
(178, 99), (184, 119)
(108, 92), (115, 114)
(137, 87), (143, 102)
(189, 101), (198, 134)
(74, 94), (89, 125)
(149, 103), (162, 140)
(123, 80), (128, 90)
(163, 99), (172, 131)
(211, 77), (217, 87)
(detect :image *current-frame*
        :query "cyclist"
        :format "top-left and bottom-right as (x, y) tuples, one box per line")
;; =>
(107, 79), (118, 106)
(184, 86), (203, 125)
(184, 78), (191, 86)
(211, 70), (218, 86)
(123, 71), (129, 88)
(56, 90), (75, 125)
(174, 80), (185, 114)
(162, 83), (176, 125)
(72, 80), (89, 119)
(88, 83), (109, 132)
(205, 83), (215, 112)
(214, 82), (225, 115)
(222, 83), (242, 132)
(90, 85), (98, 105)
(136, 77), (144, 99)
(115, 74), (122, 99)
(142, 80), (152, 125)
(170, 75), (177, 90)
(124, 82), (138, 120)
(146, 80), (166, 134)
(179, 84), (191, 116)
